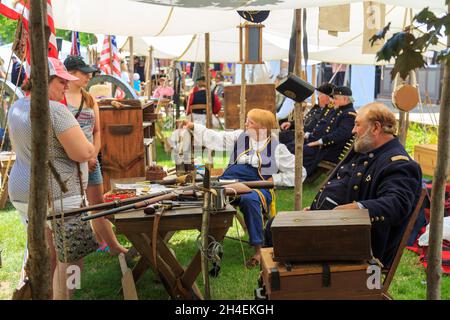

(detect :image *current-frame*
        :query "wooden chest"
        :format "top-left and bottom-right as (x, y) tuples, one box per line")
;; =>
(258, 248), (382, 300)
(414, 144), (450, 177)
(99, 105), (145, 191)
(271, 210), (372, 263)
(223, 83), (275, 129)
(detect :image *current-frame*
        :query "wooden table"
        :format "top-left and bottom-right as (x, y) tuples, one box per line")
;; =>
(111, 204), (236, 300)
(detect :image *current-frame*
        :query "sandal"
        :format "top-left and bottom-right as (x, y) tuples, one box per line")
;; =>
(96, 242), (110, 253)
(245, 257), (260, 269)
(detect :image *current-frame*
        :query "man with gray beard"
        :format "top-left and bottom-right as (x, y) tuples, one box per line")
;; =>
(309, 102), (422, 267)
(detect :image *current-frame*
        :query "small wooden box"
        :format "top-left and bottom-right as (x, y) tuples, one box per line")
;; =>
(271, 210), (372, 263)
(259, 248), (382, 300)
(223, 83), (275, 129)
(414, 144), (450, 177)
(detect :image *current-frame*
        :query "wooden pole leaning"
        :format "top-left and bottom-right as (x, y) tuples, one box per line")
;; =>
(294, 8), (304, 211)
(26, 0), (52, 299)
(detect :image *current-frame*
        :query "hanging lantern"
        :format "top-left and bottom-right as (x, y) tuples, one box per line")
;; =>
(238, 22), (264, 64)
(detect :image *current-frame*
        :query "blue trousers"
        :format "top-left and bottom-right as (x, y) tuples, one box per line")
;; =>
(237, 189), (272, 246)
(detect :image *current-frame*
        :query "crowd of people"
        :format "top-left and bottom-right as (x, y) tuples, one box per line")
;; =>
(3, 53), (423, 298)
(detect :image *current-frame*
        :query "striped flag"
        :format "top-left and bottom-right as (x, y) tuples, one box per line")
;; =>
(99, 35), (125, 98)
(99, 35), (121, 77)
(70, 31), (81, 56)
(0, 0), (58, 63)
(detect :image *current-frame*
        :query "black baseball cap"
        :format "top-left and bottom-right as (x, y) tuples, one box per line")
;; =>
(64, 55), (98, 73)
(316, 82), (335, 97)
(196, 75), (206, 82)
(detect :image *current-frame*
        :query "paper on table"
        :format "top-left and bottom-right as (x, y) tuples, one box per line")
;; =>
(114, 183), (170, 195)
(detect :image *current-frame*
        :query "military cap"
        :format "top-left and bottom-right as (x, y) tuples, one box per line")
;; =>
(317, 82), (336, 97)
(196, 75), (206, 82)
(332, 86), (353, 97)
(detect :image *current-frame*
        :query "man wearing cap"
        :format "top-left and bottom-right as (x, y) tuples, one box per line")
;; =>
(309, 102), (422, 268)
(279, 83), (335, 154)
(302, 85), (356, 177)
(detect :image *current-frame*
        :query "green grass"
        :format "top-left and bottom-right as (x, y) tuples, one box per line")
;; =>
(1, 125), (449, 300)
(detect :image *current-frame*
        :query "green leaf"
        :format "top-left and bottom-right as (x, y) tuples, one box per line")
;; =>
(376, 32), (415, 62)
(414, 7), (436, 25)
(391, 50), (426, 80)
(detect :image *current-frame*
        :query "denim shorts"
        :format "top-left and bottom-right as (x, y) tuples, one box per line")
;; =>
(88, 160), (103, 186)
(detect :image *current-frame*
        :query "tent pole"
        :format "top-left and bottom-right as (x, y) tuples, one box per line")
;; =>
(145, 46), (153, 98)
(201, 32), (212, 300)
(26, 0), (52, 299)
(311, 64), (317, 105)
(240, 64), (246, 129)
(129, 36), (134, 86)
(294, 8), (304, 210)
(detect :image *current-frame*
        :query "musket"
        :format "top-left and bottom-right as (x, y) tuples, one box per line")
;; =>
(47, 183), (199, 220)
(49, 180), (275, 221)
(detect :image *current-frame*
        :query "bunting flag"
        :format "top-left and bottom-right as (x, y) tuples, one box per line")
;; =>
(99, 35), (125, 98)
(0, 0), (58, 63)
(70, 31), (81, 56)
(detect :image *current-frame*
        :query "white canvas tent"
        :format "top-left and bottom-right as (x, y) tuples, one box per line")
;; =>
(58, 2), (446, 65)
(52, 0), (447, 37)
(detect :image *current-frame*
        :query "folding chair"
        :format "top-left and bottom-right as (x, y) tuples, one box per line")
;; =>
(381, 188), (427, 299)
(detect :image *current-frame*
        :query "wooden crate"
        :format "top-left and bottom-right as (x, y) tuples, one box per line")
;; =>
(271, 210), (372, 263)
(414, 144), (450, 177)
(99, 105), (145, 191)
(223, 83), (275, 129)
(259, 248), (382, 300)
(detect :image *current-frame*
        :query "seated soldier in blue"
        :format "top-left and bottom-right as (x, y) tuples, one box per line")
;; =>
(310, 102), (422, 267)
(303, 86), (356, 177)
(180, 109), (305, 268)
(279, 82), (335, 154)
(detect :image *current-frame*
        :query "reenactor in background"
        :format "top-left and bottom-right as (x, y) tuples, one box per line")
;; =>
(303, 86), (356, 177)
(310, 102), (422, 267)
(279, 83), (335, 154)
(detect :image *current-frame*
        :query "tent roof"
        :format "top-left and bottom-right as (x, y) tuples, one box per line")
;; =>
(53, 0), (448, 37)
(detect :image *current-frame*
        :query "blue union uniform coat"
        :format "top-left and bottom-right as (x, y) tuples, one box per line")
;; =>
(303, 102), (356, 176)
(310, 138), (422, 267)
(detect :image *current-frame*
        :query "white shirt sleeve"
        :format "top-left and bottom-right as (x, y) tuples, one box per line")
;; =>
(272, 143), (306, 187)
(193, 123), (243, 152)
(276, 98), (295, 120)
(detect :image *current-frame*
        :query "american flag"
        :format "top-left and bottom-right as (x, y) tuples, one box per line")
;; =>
(99, 35), (125, 98)
(70, 31), (81, 56)
(0, 0), (58, 63)
(99, 35), (121, 77)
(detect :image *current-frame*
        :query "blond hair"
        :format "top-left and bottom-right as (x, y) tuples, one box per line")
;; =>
(358, 102), (397, 135)
(247, 108), (279, 131)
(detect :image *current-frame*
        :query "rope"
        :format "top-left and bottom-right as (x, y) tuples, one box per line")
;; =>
(153, 6), (175, 37)
(175, 34), (197, 61)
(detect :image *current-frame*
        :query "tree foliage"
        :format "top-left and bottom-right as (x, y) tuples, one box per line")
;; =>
(0, 16), (18, 44)
(371, 7), (450, 80)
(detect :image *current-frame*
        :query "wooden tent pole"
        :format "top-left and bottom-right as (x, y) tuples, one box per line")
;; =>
(205, 33), (212, 129)
(27, 0), (52, 299)
(240, 63), (246, 129)
(294, 8), (304, 210)
(311, 64), (317, 105)
(427, 2), (450, 300)
(201, 32), (212, 300)
(129, 36), (134, 85)
(145, 46), (153, 97)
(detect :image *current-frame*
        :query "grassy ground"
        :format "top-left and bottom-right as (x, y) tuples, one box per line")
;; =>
(1, 125), (449, 300)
